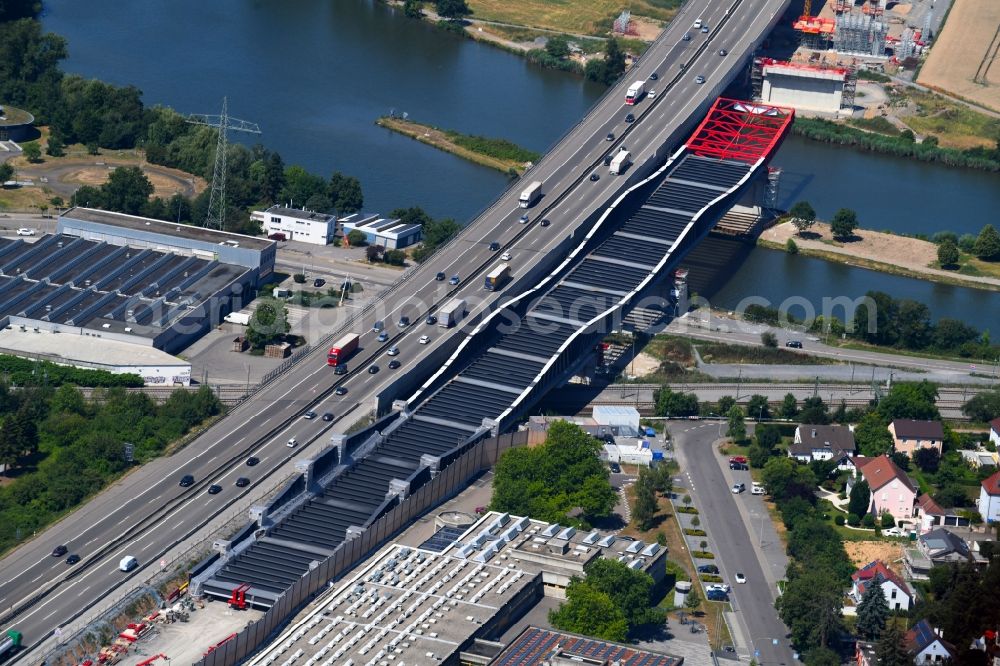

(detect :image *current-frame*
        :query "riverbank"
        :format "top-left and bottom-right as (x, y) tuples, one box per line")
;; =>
(375, 116), (538, 174)
(759, 221), (1000, 293)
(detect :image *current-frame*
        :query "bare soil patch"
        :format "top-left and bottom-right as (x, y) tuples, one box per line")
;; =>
(630, 352), (662, 377)
(843, 540), (905, 574)
(917, 0), (1000, 113)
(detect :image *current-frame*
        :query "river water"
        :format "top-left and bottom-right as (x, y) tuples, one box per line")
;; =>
(42, 0), (1000, 330)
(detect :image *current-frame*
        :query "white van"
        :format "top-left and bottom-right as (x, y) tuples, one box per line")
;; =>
(119, 555), (138, 572)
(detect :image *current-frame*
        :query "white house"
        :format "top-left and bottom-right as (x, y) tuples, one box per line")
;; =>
(252, 205), (338, 245)
(906, 619), (956, 664)
(991, 418), (1000, 450)
(850, 560), (913, 611)
(789, 424), (855, 466)
(980, 469), (1000, 524)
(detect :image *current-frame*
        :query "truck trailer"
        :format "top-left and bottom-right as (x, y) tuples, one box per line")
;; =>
(438, 299), (467, 328)
(625, 80), (645, 105)
(483, 263), (511, 291)
(327, 333), (360, 367)
(0, 630), (22, 662)
(609, 150), (631, 175)
(518, 181), (543, 208)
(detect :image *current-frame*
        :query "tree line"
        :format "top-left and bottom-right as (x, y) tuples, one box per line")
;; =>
(0, 17), (365, 235)
(0, 383), (222, 554)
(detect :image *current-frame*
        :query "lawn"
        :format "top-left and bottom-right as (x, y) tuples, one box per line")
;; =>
(847, 116), (901, 136)
(466, 0), (681, 37)
(902, 89), (1000, 150)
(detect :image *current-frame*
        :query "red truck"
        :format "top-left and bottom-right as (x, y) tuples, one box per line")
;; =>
(327, 333), (360, 368)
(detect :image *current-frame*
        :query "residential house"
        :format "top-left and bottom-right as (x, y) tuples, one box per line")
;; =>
(850, 560), (913, 611)
(991, 418), (1000, 450)
(906, 619), (957, 664)
(980, 469), (1000, 524)
(789, 424), (856, 467)
(905, 527), (973, 579)
(889, 419), (944, 458)
(915, 493), (972, 534)
(852, 454), (918, 524)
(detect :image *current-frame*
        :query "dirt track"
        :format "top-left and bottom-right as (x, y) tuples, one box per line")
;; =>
(11, 157), (205, 199)
(917, 0), (1000, 113)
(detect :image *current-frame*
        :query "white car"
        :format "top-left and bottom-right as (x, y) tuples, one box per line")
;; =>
(706, 583), (730, 593)
(500, 252), (511, 261)
(648, 89), (657, 98)
(693, 18), (703, 28)
(735, 572), (746, 584)
(695, 75), (706, 84)
(386, 346), (399, 356)
(16, 228), (35, 236)
(418, 335), (430, 345)
(287, 438), (298, 447)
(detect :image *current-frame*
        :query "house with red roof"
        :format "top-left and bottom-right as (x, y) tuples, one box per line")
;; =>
(980, 469), (1000, 524)
(852, 454), (918, 524)
(915, 493), (972, 534)
(905, 619), (956, 664)
(850, 560), (913, 611)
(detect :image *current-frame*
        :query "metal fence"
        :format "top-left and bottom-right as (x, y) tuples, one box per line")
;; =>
(194, 430), (528, 666)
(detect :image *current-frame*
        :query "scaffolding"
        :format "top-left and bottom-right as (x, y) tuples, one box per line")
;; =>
(764, 167), (782, 211)
(841, 66), (858, 109)
(613, 10), (637, 36)
(897, 28), (916, 61)
(834, 9), (887, 57)
(750, 57), (765, 101)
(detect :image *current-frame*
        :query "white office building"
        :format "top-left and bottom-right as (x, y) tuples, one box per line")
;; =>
(253, 205), (337, 245)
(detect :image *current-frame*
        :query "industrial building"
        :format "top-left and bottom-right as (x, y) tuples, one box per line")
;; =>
(244, 511), (673, 666)
(0, 328), (191, 385)
(491, 627), (683, 666)
(341, 213), (423, 250)
(251, 205), (338, 245)
(0, 208), (275, 354)
(755, 58), (850, 113)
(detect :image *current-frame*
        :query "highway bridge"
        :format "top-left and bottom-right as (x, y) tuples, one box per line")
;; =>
(0, 0), (793, 661)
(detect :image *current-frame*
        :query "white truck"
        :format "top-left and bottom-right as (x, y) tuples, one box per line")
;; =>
(625, 80), (645, 105)
(224, 311), (252, 325)
(518, 181), (543, 208)
(609, 150), (631, 176)
(438, 298), (467, 328)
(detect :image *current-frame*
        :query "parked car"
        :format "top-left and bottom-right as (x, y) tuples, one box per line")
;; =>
(786, 340), (803, 348)
(16, 228), (35, 236)
(706, 588), (729, 601)
(267, 232), (286, 241)
(52, 545), (68, 557)
(729, 461), (748, 470)
(697, 564), (719, 574)
(312, 278), (325, 288)
(610, 462), (621, 474)
(731, 483), (746, 494)
(706, 583), (730, 593)
(179, 474), (195, 487)
(751, 484), (765, 495)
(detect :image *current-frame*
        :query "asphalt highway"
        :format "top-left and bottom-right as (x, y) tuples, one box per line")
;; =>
(0, 0), (792, 657)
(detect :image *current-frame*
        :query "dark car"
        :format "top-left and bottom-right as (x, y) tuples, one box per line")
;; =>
(449, 275), (460, 285)
(368, 365), (379, 374)
(398, 316), (410, 328)
(697, 564), (719, 574)
(425, 315), (437, 325)
(625, 113), (635, 123)
(52, 545), (68, 557)
(377, 331), (389, 342)
(333, 364), (348, 375)
(729, 462), (748, 471)
(179, 474), (195, 487)
(590, 173), (600, 182)
(235, 477), (250, 488)
(489, 241), (500, 251)
(335, 386), (348, 395)
(786, 340), (803, 348)
(267, 232), (287, 241)
(540, 219), (551, 227)
(313, 278), (325, 288)
(388, 359), (401, 370)
(208, 484), (223, 495)
(682, 32), (691, 41)
(66, 553), (81, 565)
(649, 72), (658, 80)
(246, 456), (260, 466)
(303, 411), (317, 420)
(609, 462), (621, 474)
(322, 412), (334, 422)
(435, 272), (446, 281)
(707, 588), (729, 601)
(719, 48), (728, 56)
(604, 154), (613, 166)
(606, 132), (615, 141)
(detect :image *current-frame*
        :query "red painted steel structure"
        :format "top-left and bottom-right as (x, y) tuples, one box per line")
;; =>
(684, 98), (795, 164)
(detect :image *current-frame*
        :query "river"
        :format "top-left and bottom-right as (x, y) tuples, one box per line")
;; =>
(42, 0), (1000, 330)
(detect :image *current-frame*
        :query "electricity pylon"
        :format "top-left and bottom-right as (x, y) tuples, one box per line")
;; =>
(187, 97), (261, 230)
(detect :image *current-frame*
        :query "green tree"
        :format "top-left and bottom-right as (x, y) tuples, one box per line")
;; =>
(0, 162), (13, 183)
(747, 394), (770, 421)
(329, 172), (363, 214)
(798, 396), (829, 425)
(776, 568), (843, 650)
(45, 134), (65, 157)
(876, 380), (939, 421)
(684, 587), (700, 612)
(100, 166), (154, 215)
(848, 479), (870, 519)
(761, 331), (778, 347)
(788, 200), (816, 234)
(403, 0), (423, 18)
(435, 0), (471, 20)
(780, 393), (799, 419)
(584, 558), (666, 629)
(830, 208), (858, 240)
(853, 413), (893, 457)
(802, 647), (840, 666)
(973, 224), (1000, 260)
(786, 238), (799, 254)
(855, 580), (889, 639)
(603, 38), (625, 83)
(549, 579), (628, 641)
(655, 388), (699, 417)
(346, 229), (367, 246)
(874, 623), (911, 666)
(717, 395), (736, 415)
(246, 299), (289, 349)
(762, 457), (817, 501)
(896, 300), (932, 349)
(21, 140), (42, 163)
(727, 405), (746, 441)
(962, 388), (1000, 422)
(632, 468), (658, 530)
(914, 446), (940, 473)
(545, 35), (570, 59)
(937, 239), (960, 268)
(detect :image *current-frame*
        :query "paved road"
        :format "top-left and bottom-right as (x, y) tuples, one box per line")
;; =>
(0, 0), (792, 656)
(672, 421), (796, 665)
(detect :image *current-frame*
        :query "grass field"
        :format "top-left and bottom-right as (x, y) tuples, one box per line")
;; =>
(901, 89), (1000, 150)
(466, 0), (681, 37)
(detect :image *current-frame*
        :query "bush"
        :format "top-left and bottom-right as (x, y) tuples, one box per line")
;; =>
(834, 514), (846, 526)
(699, 574), (723, 583)
(761, 331), (778, 348)
(862, 514), (876, 528)
(786, 238), (799, 254)
(684, 529), (707, 536)
(847, 514), (861, 527)
(691, 550), (714, 559)
(676, 506), (699, 514)
(293, 273), (306, 284)
(880, 512), (895, 528)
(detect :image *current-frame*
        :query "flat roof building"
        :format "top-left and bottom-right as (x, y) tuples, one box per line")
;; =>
(758, 58), (848, 114)
(251, 205), (338, 246)
(341, 213), (422, 250)
(491, 626), (683, 666)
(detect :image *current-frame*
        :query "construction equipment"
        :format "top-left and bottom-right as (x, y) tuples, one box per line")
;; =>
(229, 582), (251, 610)
(136, 655), (168, 666)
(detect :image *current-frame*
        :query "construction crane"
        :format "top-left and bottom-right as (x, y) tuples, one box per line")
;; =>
(186, 97), (261, 231)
